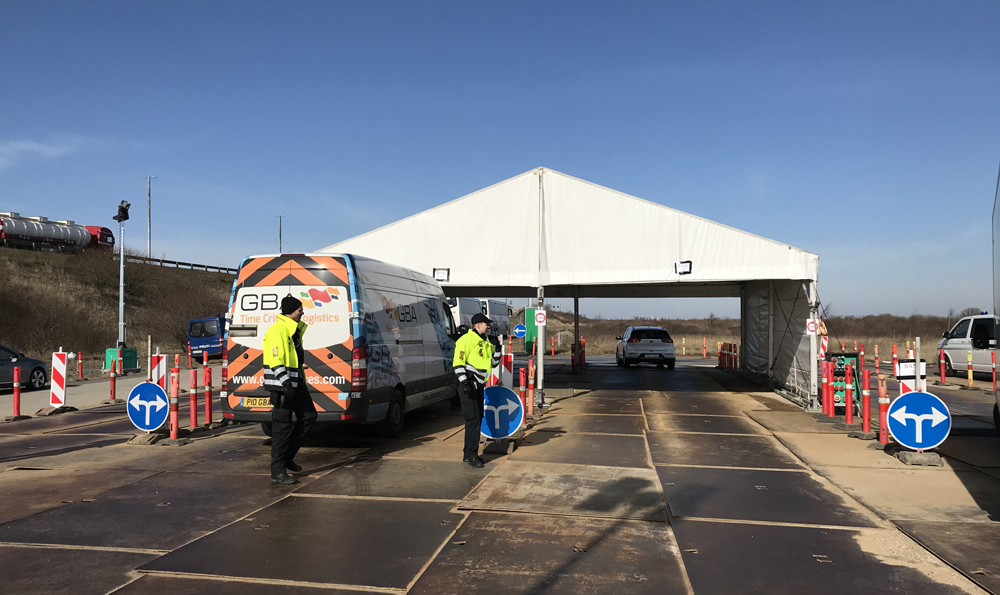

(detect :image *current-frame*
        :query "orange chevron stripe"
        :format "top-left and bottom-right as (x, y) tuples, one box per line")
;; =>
(309, 256), (349, 285)
(258, 263), (292, 287)
(237, 257), (271, 284)
(227, 350), (260, 376)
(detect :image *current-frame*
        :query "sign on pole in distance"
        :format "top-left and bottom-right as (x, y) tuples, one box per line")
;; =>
(886, 391), (951, 451)
(806, 320), (817, 335)
(513, 324), (527, 338)
(534, 310), (546, 326)
(127, 382), (169, 432)
(481, 386), (524, 439)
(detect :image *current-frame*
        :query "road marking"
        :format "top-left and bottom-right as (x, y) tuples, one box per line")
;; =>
(290, 493), (460, 504)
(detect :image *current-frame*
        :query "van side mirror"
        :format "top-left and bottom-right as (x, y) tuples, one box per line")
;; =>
(942, 331), (949, 338)
(616, 336), (622, 341)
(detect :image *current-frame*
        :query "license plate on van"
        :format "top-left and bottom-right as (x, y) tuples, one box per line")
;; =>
(242, 397), (272, 408)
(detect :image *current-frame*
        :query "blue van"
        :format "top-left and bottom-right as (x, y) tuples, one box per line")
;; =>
(188, 315), (226, 359)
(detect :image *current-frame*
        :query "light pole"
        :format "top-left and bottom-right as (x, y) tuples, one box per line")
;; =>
(143, 176), (156, 259)
(278, 215), (283, 253)
(113, 201), (131, 347)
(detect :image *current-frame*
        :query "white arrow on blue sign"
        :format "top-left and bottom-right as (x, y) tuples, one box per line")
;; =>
(127, 382), (169, 432)
(886, 391), (951, 451)
(513, 324), (527, 338)
(481, 386), (524, 439)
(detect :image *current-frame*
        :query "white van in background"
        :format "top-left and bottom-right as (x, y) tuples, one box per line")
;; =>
(447, 297), (483, 334)
(938, 314), (998, 375)
(480, 299), (512, 337)
(224, 253), (458, 438)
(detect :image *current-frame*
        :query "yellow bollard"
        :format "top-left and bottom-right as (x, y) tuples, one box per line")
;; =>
(967, 350), (974, 388)
(682, 337), (686, 356)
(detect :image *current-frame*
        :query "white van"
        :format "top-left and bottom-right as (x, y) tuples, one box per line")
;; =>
(447, 297), (483, 334)
(938, 315), (998, 375)
(223, 253), (458, 437)
(481, 299), (512, 337)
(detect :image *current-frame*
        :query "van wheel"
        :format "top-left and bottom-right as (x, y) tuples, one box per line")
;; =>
(378, 390), (405, 438)
(945, 358), (955, 377)
(667, 361), (675, 370)
(616, 353), (622, 367)
(260, 422), (272, 437)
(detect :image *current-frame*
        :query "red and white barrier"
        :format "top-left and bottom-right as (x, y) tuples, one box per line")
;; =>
(819, 336), (828, 360)
(203, 365), (212, 426)
(189, 369), (198, 428)
(50, 350), (68, 409)
(151, 351), (167, 391)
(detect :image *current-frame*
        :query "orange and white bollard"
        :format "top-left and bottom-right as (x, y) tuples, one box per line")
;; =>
(891, 345), (898, 378)
(844, 363), (854, 425)
(820, 362), (830, 416)
(580, 337), (586, 365)
(189, 369), (198, 428)
(117, 348), (123, 374)
(109, 359), (117, 402)
(859, 344), (865, 371)
(78, 352), (84, 381)
(518, 368), (527, 415)
(861, 369), (871, 434)
(187, 342), (193, 368)
(841, 341), (846, 351)
(527, 361), (535, 416)
(702, 336), (707, 358)
(939, 349), (946, 383)
(877, 374), (889, 445)
(203, 366), (213, 426)
(551, 336), (555, 356)
(854, 340), (858, 352)
(874, 345), (879, 374)
(993, 351), (997, 393)
(682, 337), (686, 356)
(9, 367), (27, 420)
(169, 367), (180, 440)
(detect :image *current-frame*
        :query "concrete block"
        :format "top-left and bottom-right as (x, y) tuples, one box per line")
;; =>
(895, 450), (943, 466)
(35, 406), (78, 416)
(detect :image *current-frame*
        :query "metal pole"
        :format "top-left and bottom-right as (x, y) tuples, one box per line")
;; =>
(808, 281), (819, 409)
(536, 287), (544, 396)
(573, 287), (580, 374)
(278, 216), (283, 253)
(118, 220), (126, 347)
(915, 337), (921, 392)
(143, 176), (155, 259)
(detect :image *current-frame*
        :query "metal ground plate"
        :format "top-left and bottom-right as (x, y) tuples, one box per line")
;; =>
(512, 432), (650, 468)
(646, 413), (767, 435)
(896, 520), (1000, 594)
(410, 511), (688, 595)
(546, 397), (644, 415)
(460, 460), (666, 521)
(0, 545), (155, 595)
(139, 496), (464, 590)
(672, 520), (975, 595)
(0, 434), (127, 465)
(0, 471), (301, 550)
(184, 445), (365, 476)
(533, 414), (647, 435)
(0, 468), (157, 524)
(298, 457), (494, 500)
(656, 466), (879, 527)
(647, 432), (803, 469)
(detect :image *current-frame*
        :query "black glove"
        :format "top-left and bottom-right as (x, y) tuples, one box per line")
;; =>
(459, 380), (471, 399)
(282, 385), (295, 408)
(489, 336), (501, 352)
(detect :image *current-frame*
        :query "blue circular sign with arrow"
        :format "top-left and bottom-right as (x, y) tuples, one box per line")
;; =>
(481, 386), (524, 439)
(127, 382), (169, 432)
(513, 324), (527, 339)
(886, 391), (951, 451)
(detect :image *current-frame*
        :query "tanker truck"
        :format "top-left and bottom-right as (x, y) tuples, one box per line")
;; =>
(0, 213), (114, 253)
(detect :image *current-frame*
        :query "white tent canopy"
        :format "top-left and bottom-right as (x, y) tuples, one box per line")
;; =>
(322, 168), (820, 406)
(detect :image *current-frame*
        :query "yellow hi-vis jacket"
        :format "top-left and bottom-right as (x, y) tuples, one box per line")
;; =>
(453, 329), (501, 389)
(262, 314), (308, 392)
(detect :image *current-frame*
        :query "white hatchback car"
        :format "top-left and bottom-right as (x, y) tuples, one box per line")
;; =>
(616, 326), (676, 369)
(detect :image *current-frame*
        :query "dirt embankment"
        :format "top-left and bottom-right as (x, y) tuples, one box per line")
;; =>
(0, 248), (232, 364)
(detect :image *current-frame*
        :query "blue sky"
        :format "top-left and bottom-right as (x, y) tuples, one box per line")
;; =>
(2, 1), (998, 318)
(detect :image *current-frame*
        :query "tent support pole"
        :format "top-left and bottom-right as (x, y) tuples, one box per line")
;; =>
(536, 286), (545, 396)
(573, 287), (580, 374)
(808, 281), (819, 410)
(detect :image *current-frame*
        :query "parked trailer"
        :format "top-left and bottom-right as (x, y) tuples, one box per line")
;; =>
(0, 213), (114, 253)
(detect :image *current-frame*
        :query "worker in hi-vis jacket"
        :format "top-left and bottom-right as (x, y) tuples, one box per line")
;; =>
(453, 312), (502, 468)
(262, 295), (317, 484)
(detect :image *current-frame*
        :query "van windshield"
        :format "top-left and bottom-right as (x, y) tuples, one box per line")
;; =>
(189, 320), (220, 338)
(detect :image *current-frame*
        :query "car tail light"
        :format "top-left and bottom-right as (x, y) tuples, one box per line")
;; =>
(223, 412), (234, 419)
(662, 338), (673, 343)
(628, 338), (641, 343)
(342, 414), (355, 420)
(351, 346), (367, 390)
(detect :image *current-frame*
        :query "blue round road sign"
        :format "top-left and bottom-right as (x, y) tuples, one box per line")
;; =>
(887, 391), (951, 451)
(481, 386), (524, 439)
(513, 324), (527, 338)
(127, 382), (169, 432)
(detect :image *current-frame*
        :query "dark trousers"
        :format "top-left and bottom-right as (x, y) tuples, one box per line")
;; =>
(270, 383), (318, 477)
(460, 384), (484, 458)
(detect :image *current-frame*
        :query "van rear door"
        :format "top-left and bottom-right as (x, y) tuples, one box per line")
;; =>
(227, 255), (353, 414)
